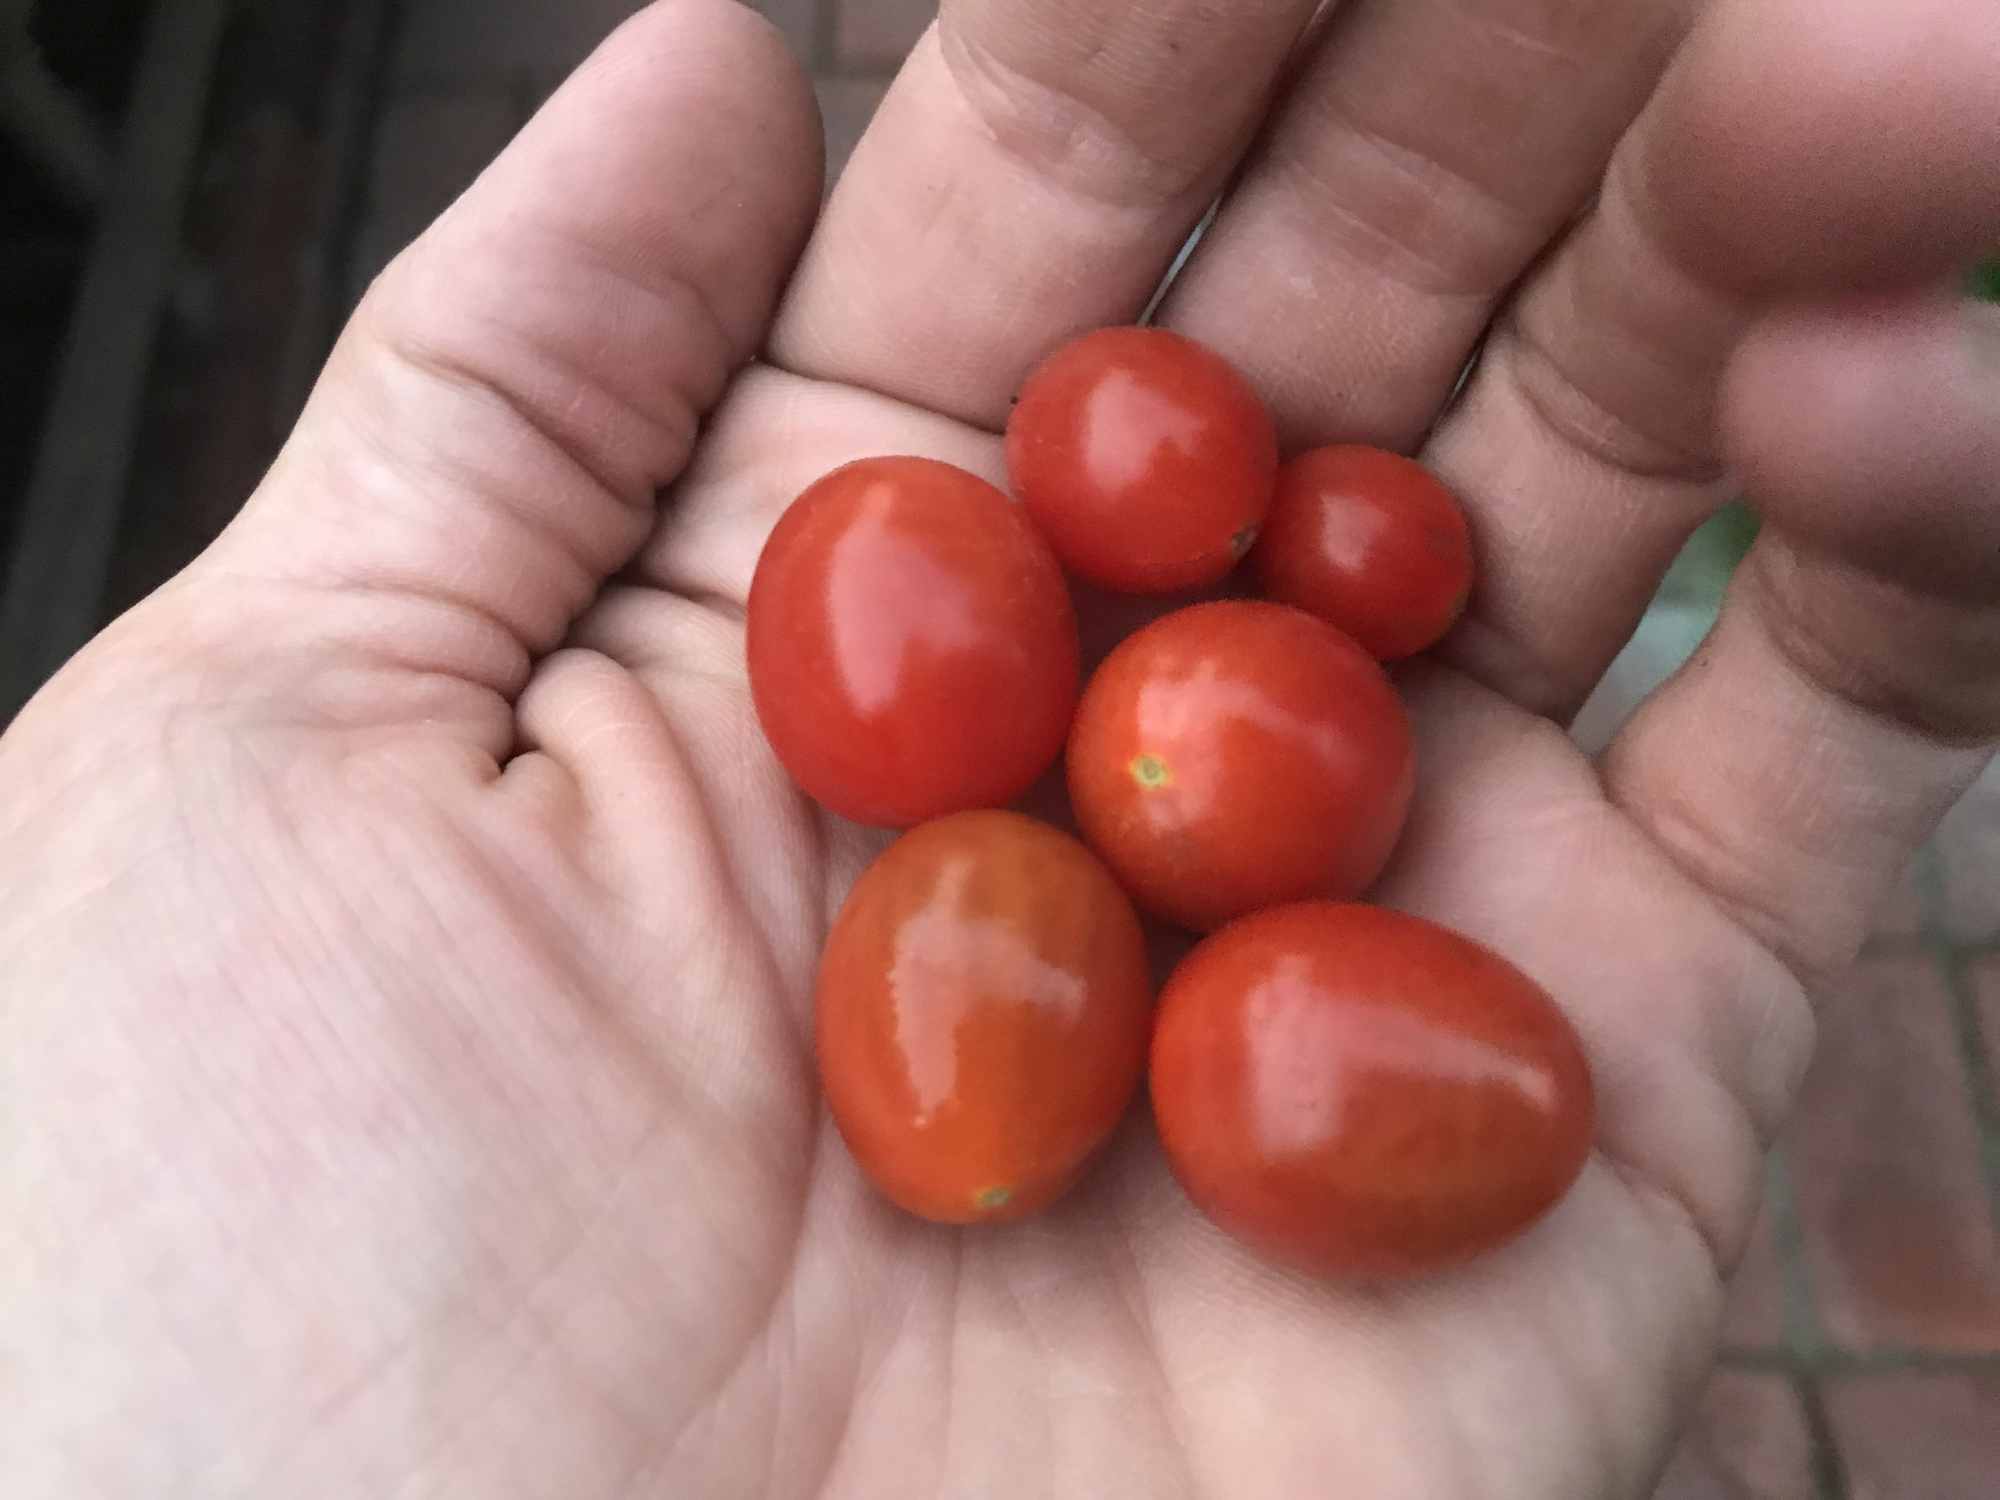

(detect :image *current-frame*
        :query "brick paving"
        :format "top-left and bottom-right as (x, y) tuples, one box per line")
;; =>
(1790, 955), (2000, 1353)
(1719, 1195), (1789, 1354)
(1936, 789), (2000, 944)
(1653, 1370), (1819, 1500)
(831, 0), (932, 71)
(244, 2), (2000, 1494)
(1973, 956), (2000, 1089)
(1824, 1371), (2000, 1500)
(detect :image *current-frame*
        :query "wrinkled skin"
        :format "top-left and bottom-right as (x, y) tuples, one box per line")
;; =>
(4, 1), (1998, 1495)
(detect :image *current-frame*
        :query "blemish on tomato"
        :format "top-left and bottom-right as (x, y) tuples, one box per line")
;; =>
(973, 1185), (1014, 1212)
(1130, 753), (1173, 789)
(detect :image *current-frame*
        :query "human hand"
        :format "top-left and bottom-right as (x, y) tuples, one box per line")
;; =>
(5, 0), (1997, 1494)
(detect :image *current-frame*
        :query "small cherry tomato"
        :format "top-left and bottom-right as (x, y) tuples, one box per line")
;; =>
(816, 810), (1154, 1223)
(1065, 600), (1414, 931)
(1150, 903), (1595, 1279)
(1250, 445), (1474, 660)
(747, 456), (1080, 828)
(1005, 326), (1278, 594)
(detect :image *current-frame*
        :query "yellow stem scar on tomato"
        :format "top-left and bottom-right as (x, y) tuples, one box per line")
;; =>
(1130, 753), (1173, 789)
(973, 1185), (1014, 1212)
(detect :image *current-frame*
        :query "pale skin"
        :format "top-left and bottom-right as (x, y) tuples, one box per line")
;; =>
(4, 0), (1998, 1493)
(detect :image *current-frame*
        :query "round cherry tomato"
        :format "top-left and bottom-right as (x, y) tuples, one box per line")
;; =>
(747, 456), (1080, 828)
(1005, 326), (1279, 594)
(1150, 903), (1595, 1279)
(1065, 600), (1414, 931)
(1251, 445), (1474, 660)
(816, 810), (1153, 1223)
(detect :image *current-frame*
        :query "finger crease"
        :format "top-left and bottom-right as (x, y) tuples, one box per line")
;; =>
(1277, 95), (1543, 300)
(1610, 777), (1853, 999)
(939, 25), (1228, 213)
(380, 330), (661, 518)
(1500, 326), (1727, 484)
(1749, 549), (2000, 749)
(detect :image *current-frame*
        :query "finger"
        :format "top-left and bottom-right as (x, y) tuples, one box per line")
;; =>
(1603, 292), (2000, 990)
(189, 0), (818, 742)
(1423, 0), (2000, 718)
(1158, 0), (1694, 451)
(768, 0), (1318, 427)
(1725, 296), (2000, 603)
(1096, 683), (1808, 1500)
(620, 369), (1006, 623)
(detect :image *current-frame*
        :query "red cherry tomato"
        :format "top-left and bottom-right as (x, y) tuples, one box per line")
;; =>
(1005, 326), (1279, 594)
(1065, 600), (1414, 931)
(1150, 903), (1595, 1279)
(747, 457), (1080, 828)
(1251, 445), (1474, 660)
(816, 810), (1154, 1223)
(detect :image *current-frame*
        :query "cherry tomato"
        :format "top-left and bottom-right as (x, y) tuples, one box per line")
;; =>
(747, 457), (1080, 828)
(1251, 445), (1474, 660)
(1150, 903), (1595, 1279)
(1065, 600), (1414, 931)
(1005, 326), (1279, 594)
(816, 810), (1154, 1223)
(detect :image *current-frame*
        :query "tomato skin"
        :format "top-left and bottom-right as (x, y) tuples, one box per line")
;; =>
(1150, 903), (1595, 1279)
(746, 457), (1080, 828)
(816, 810), (1154, 1223)
(1065, 600), (1414, 931)
(1251, 445), (1474, 661)
(1005, 327), (1278, 594)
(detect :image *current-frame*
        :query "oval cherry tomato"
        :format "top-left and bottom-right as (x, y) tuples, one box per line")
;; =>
(1065, 600), (1414, 931)
(816, 810), (1153, 1223)
(1251, 445), (1474, 660)
(1005, 326), (1278, 594)
(747, 456), (1080, 828)
(1150, 903), (1595, 1279)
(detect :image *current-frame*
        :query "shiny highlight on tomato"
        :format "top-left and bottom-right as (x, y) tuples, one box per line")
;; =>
(816, 811), (1154, 1223)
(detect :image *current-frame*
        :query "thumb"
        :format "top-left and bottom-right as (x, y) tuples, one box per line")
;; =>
(56, 0), (818, 749)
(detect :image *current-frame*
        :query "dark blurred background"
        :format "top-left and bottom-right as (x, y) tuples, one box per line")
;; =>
(1, 3), (1996, 1495)
(0, 0), (891, 721)
(2, 0), (392, 716)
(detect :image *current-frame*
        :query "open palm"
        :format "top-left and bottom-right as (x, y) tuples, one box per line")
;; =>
(7, 1), (1999, 1495)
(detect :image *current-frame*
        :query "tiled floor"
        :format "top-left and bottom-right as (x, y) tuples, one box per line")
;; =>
(346, 2), (2000, 1494)
(1591, 617), (2000, 1498)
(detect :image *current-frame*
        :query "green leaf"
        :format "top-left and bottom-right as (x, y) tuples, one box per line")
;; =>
(1660, 502), (1759, 607)
(1972, 256), (2000, 304)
